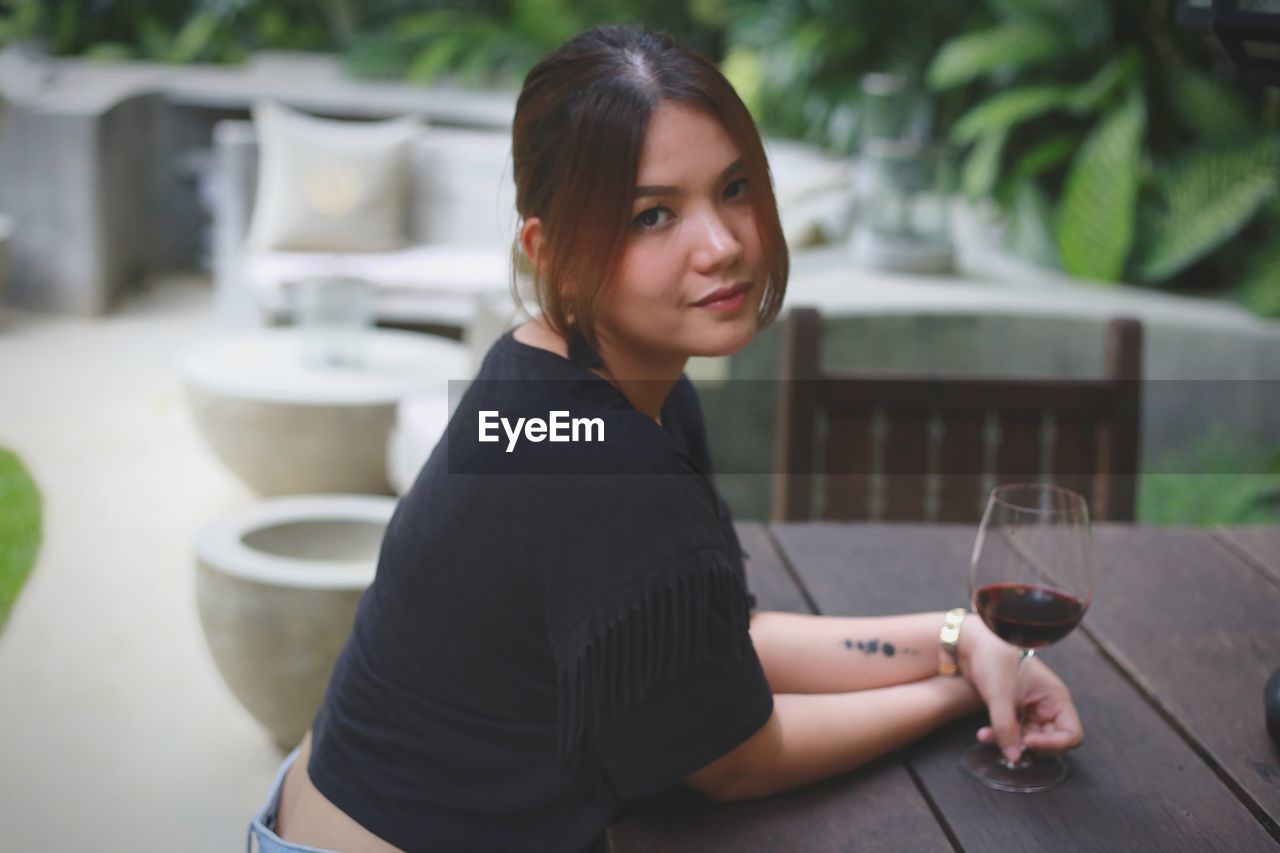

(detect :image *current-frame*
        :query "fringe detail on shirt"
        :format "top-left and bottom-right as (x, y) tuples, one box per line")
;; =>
(553, 548), (754, 787)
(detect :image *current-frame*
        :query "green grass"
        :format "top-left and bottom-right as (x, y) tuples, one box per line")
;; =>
(1138, 428), (1280, 526)
(0, 448), (41, 633)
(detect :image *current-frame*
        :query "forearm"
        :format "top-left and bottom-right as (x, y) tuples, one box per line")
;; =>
(749, 610), (951, 694)
(728, 677), (981, 801)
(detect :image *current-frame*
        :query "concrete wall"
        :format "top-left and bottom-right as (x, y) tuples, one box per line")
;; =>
(0, 103), (108, 313)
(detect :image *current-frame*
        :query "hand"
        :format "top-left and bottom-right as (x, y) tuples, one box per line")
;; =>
(959, 619), (1084, 763)
(974, 656), (1084, 761)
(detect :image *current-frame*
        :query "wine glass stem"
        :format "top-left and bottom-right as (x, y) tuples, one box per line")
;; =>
(1000, 649), (1036, 770)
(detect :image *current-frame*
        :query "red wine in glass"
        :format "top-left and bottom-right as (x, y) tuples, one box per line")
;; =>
(964, 483), (1095, 793)
(973, 583), (1086, 650)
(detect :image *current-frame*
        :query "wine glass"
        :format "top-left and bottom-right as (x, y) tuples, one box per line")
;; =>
(963, 482), (1095, 793)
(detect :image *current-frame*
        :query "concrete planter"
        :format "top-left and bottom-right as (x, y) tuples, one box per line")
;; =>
(194, 495), (395, 750)
(179, 328), (467, 496)
(185, 389), (398, 495)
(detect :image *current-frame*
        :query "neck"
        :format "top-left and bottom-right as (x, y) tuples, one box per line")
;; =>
(602, 374), (679, 424)
(592, 336), (686, 425)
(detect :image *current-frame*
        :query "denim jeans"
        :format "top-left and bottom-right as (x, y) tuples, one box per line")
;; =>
(246, 746), (336, 853)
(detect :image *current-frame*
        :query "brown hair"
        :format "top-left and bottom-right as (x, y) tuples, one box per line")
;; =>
(510, 25), (789, 353)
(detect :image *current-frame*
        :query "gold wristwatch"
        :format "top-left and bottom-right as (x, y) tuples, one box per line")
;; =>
(938, 608), (967, 676)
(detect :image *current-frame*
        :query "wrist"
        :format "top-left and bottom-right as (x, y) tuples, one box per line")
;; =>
(925, 673), (983, 721)
(956, 610), (993, 674)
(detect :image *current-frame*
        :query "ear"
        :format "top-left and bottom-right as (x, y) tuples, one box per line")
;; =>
(519, 217), (546, 276)
(521, 217), (576, 303)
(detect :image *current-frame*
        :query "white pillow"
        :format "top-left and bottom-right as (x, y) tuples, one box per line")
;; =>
(245, 100), (423, 252)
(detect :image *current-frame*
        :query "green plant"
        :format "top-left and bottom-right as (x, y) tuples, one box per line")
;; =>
(341, 0), (727, 86)
(0, 448), (41, 634)
(1, 0), (212, 57)
(0, 0), (730, 85)
(722, 0), (993, 154)
(0, 0), (40, 45)
(926, 0), (1280, 316)
(0, 0), (343, 62)
(340, 3), (555, 85)
(1138, 427), (1280, 526)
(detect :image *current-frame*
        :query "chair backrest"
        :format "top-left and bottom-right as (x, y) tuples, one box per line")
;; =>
(771, 307), (1142, 523)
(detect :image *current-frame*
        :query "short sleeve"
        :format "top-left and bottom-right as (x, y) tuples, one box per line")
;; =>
(552, 547), (774, 799)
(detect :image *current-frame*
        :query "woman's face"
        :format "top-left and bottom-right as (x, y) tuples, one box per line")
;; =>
(591, 101), (766, 376)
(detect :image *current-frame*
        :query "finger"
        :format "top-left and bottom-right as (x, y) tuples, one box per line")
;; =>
(1023, 727), (1081, 753)
(976, 726), (994, 742)
(1043, 698), (1084, 748)
(1024, 704), (1084, 752)
(1021, 719), (1054, 737)
(987, 699), (1024, 763)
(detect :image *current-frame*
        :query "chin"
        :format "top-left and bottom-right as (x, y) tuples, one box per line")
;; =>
(692, 319), (757, 358)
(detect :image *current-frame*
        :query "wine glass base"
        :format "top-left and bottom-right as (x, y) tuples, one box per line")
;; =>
(962, 743), (1068, 793)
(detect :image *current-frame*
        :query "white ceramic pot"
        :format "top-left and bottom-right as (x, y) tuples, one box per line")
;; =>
(194, 495), (395, 750)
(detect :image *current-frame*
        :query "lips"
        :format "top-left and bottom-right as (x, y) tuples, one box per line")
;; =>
(692, 281), (751, 307)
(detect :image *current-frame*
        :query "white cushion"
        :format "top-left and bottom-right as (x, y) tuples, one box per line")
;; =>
(407, 129), (517, 247)
(246, 245), (512, 326)
(246, 100), (423, 252)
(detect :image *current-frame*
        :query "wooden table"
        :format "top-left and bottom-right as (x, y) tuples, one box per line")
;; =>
(609, 523), (1280, 852)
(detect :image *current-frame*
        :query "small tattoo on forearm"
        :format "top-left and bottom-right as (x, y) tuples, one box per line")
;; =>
(842, 638), (919, 658)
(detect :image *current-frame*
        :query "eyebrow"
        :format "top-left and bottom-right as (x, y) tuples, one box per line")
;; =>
(633, 159), (745, 199)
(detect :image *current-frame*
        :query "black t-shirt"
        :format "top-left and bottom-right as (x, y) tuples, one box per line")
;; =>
(307, 330), (774, 852)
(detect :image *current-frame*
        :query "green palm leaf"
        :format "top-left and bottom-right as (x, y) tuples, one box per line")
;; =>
(408, 37), (465, 82)
(951, 85), (1074, 144)
(950, 50), (1137, 147)
(1135, 184), (1274, 283)
(1239, 234), (1280, 318)
(1066, 49), (1141, 113)
(927, 21), (1075, 91)
(138, 16), (170, 61)
(169, 11), (220, 64)
(986, 0), (1111, 49)
(1134, 138), (1280, 282)
(1165, 68), (1257, 140)
(1010, 132), (1076, 182)
(961, 129), (1008, 202)
(398, 10), (488, 83)
(1055, 85), (1146, 281)
(511, 0), (586, 48)
(393, 11), (459, 40)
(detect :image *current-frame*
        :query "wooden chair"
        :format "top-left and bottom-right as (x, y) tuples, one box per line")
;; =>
(771, 308), (1142, 523)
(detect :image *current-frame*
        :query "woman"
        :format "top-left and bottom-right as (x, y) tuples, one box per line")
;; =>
(250, 24), (1083, 853)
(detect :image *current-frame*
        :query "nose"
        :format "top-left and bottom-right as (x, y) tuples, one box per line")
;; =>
(689, 208), (743, 274)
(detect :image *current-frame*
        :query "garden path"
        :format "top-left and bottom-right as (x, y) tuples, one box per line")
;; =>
(0, 276), (281, 852)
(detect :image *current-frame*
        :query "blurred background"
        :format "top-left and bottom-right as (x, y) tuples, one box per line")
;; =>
(2, 0), (1278, 310)
(0, 2), (1278, 850)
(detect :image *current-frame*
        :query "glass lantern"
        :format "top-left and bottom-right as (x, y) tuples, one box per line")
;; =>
(849, 72), (956, 275)
(291, 276), (376, 368)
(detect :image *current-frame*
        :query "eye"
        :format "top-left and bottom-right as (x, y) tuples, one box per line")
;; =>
(724, 177), (748, 200)
(634, 206), (674, 230)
